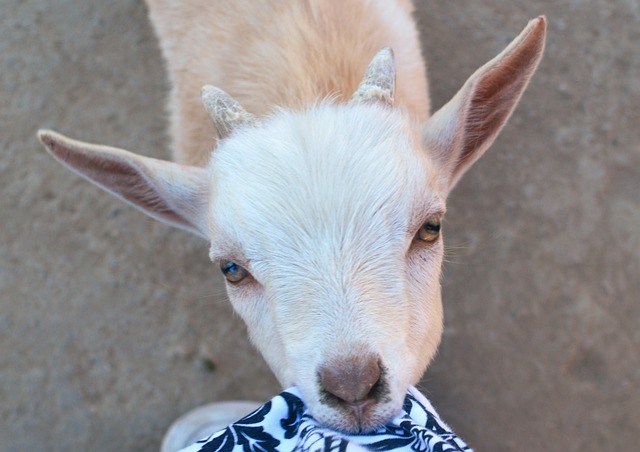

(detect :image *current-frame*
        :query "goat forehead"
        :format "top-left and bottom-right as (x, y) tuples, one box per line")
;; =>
(209, 105), (439, 256)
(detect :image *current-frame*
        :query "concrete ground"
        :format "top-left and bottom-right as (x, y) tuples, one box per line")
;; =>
(1, 1), (638, 450)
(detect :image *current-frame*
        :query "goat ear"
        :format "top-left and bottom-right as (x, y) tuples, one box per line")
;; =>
(424, 16), (547, 192)
(38, 130), (210, 238)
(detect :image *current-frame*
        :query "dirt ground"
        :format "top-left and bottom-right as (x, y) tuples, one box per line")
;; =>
(1, 1), (639, 451)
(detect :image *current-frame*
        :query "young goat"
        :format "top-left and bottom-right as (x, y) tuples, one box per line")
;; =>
(38, 0), (546, 434)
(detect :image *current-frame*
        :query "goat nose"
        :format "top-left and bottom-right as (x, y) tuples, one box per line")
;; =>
(319, 355), (382, 404)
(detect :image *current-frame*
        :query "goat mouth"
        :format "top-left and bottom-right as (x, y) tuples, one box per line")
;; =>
(346, 400), (380, 433)
(321, 398), (395, 434)
(317, 379), (395, 433)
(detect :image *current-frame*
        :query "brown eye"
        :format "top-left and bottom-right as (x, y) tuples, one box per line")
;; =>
(220, 260), (250, 283)
(416, 216), (441, 242)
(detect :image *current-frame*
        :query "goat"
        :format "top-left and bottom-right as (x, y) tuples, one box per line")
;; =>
(38, 0), (546, 433)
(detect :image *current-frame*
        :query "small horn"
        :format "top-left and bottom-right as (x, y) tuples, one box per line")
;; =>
(201, 85), (257, 139)
(350, 48), (396, 106)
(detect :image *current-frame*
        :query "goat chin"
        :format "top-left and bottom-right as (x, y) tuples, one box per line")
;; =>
(39, 0), (546, 431)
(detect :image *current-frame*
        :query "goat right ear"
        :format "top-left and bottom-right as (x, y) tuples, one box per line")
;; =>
(424, 17), (547, 193)
(38, 130), (210, 239)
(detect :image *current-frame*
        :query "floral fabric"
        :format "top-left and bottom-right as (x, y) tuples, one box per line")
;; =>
(179, 386), (471, 452)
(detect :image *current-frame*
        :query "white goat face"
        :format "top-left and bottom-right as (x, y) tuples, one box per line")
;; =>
(208, 105), (445, 430)
(38, 17), (545, 433)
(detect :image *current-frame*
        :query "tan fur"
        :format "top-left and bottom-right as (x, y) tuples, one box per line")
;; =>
(145, 0), (429, 165)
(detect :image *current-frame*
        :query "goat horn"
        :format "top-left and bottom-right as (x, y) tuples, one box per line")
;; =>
(349, 48), (396, 106)
(201, 85), (257, 139)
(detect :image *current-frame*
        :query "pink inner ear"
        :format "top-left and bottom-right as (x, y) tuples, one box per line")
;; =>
(459, 29), (545, 166)
(41, 132), (196, 229)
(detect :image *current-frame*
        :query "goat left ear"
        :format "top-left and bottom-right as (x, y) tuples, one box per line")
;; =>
(424, 16), (547, 192)
(38, 130), (210, 238)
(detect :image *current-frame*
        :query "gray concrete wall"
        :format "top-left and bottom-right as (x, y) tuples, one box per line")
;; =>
(1, 1), (638, 451)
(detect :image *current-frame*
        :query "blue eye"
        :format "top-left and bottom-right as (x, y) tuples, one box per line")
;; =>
(220, 260), (250, 283)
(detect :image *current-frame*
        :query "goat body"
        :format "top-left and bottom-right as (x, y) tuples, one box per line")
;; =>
(39, 0), (546, 433)
(146, 0), (430, 165)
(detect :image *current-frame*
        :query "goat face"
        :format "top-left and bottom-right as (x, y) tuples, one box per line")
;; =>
(208, 105), (445, 431)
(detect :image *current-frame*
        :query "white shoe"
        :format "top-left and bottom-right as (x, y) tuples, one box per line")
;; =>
(160, 401), (262, 452)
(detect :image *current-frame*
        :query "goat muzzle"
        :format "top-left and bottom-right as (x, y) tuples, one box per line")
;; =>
(318, 354), (383, 406)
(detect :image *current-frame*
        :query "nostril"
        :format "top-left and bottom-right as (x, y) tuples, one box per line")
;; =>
(319, 355), (382, 404)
